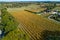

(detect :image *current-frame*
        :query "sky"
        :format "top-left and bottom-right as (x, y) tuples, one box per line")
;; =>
(0, 0), (60, 2)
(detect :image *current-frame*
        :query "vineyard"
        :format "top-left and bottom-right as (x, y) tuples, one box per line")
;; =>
(7, 8), (60, 40)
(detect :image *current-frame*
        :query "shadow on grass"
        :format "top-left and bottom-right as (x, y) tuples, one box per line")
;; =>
(41, 30), (60, 40)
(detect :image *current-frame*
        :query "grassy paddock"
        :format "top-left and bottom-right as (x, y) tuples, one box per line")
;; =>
(1, 8), (30, 40)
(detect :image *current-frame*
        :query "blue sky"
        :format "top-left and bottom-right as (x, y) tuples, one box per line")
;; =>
(0, 0), (60, 2)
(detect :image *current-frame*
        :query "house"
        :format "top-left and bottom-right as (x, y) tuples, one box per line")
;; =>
(52, 11), (57, 14)
(58, 11), (60, 15)
(58, 13), (60, 17)
(52, 10), (60, 17)
(58, 13), (60, 15)
(0, 30), (2, 35)
(44, 9), (51, 13)
(52, 10), (58, 14)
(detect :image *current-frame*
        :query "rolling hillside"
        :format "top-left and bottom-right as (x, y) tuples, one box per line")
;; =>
(7, 8), (60, 40)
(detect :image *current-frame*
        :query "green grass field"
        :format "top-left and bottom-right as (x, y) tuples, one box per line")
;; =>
(1, 8), (30, 40)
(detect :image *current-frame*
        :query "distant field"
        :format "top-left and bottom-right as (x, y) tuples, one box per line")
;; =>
(7, 8), (60, 40)
(53, 7), (60, 11)
(7, 4), (46, 12)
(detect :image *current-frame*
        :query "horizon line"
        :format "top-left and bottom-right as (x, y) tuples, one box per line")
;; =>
(0, 1), (60, 2)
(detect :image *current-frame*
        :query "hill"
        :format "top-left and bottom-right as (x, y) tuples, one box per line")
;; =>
(7, 8), (60, 40)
